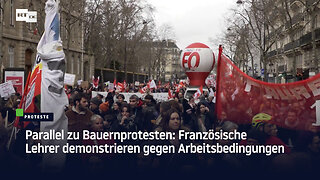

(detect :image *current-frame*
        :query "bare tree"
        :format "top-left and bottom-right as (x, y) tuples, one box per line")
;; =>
(224, 0), (281, 80)
(83, 0), (178, 83)
(60, 0), (86, 73)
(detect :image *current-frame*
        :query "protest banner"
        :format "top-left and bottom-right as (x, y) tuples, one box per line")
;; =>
(216, 46), (320, 131)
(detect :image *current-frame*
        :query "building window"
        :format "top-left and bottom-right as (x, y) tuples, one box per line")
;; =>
(71, 58), (74, 73)
(78, 57), (81, 75)
(297, 54), (303, 68)
(8, 46), (14, 67)
(10, 0), (14, 26)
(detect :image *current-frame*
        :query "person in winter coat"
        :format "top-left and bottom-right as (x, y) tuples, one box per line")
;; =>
(111, 104), (137, 132)
(195, 102), (213, 132)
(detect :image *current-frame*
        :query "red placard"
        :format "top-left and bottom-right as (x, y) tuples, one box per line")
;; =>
(5, 76), (23, 95)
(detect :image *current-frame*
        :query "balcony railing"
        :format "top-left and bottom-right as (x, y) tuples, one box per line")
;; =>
(266, 50), (277, 58)
(266, 48), (284, 58)
(284, 40), (300, 52)
(300, 32), (312, 45)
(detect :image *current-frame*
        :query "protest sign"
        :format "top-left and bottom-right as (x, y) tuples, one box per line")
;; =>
(64, 73), (76, 86)
(0, 81), (16, 98)
(4, 69), (24, 95)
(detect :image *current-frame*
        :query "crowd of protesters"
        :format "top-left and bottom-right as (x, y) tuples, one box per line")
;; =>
(0, 82), (319, 177)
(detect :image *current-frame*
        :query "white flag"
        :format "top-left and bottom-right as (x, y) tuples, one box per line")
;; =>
(39, 0), (68, 170)
(149, 80), (157, 89)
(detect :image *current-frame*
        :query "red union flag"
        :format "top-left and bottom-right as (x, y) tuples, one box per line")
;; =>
(113, 79), (117, 87)
(139, 85), (149, 94)
(168, 89), (174, 99)
(123, 80), (127, 90)
(175, 81), (185, 93)
(193, 86), (203, 99)
(117, 82), (124, 92)
(92, 76), (100, 89)
(216, 46), (320, 132)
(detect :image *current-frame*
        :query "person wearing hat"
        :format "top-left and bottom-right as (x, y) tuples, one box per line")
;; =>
(90, 97), (102, 115)
(99, 102), (110, 115)
(143, 94), (157, 131)
(250, 113), (291, 153)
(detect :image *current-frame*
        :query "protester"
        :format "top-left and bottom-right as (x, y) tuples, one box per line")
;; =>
(105, 92), (114, 109)
(89, 97), (102, 115)
(154, 108), (198, 173)
(112, 102), (121, 115)
(129, 95), (145, 131)
(96, 94), (104, 101)
(99, 101), (110, 116)
(278, 109), (300, 148)
(100, 100), (120, 130)
(66, 92), (93, 134)
(242, 113), (291, 154)
(111, 104), (137, 132)
(154, 101), (171, 127)
(4, 76), (320, 176)
(0, 95), (19, 126)
(195, 102), (213, 132)
(182, 97), (197, 131)
(206, 95), (217, 126)
(117, 94), (126, 103)
(142, 95), (158, 131)
(0, 126), (31, 174)
(82, 114), (114, 172)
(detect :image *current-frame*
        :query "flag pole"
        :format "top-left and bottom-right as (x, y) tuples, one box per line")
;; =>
(8, 71), (31, 149)
(215, 45), (223, 117)
(13, 71), (31, 128)
(4, 111), (8, 128)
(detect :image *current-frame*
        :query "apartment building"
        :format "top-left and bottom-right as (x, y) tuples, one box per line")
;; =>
(265, 0), (320, 83)
(151, 40), (182, 82)
(163, 40), (182, 82)
(0, 0), (94, 83)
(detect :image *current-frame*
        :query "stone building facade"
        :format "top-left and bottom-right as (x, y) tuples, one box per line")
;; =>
(0, 0), (94, 83)
(265, 0), (320, 83)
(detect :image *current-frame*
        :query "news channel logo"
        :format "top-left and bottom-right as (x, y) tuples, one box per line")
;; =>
(16, 9), (37, 23)
(16, 109), (54, 121)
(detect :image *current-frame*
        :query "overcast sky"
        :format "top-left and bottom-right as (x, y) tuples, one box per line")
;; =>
(148, 0), (237, 51)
